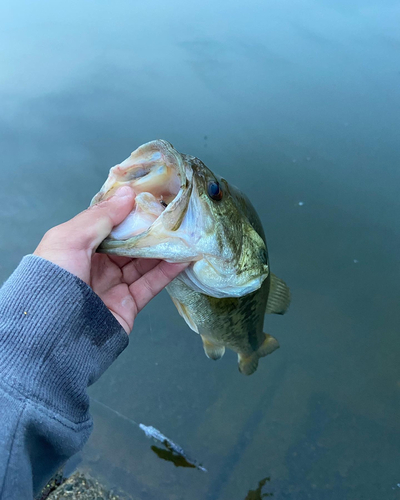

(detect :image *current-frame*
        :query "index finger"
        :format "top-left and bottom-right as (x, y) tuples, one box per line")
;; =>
(129, 261), (189, 313)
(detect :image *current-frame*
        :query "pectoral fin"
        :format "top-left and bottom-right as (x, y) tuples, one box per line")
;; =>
(238, 333), (279, 375)
(171, 297), (199, 334)
(200, 335), (225, 360)
(266, 273), (291, 315)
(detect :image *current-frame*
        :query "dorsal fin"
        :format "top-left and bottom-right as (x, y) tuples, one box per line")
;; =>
(266, 273), (291, 315)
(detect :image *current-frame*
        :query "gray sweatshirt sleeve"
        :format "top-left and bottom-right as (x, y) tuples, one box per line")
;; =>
(0, 255), (129, 499)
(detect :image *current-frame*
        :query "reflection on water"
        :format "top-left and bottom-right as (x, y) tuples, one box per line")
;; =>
(140, 422), (208, 472)
(1, 0), (400, 498)
(150, 445), (196, 470)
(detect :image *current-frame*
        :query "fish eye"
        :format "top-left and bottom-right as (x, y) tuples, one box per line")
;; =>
(207, 181), (223, 201)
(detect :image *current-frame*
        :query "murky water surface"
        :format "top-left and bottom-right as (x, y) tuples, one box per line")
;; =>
(1, 1), (400, 498)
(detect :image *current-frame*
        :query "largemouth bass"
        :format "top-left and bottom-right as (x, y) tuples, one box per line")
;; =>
(91, 140), (290, 375)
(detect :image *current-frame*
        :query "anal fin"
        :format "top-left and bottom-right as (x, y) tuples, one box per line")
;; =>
(238, 333), (279, 375)
(238, 353), (259, 376)
(200, 335), (225, 360)
(266, 273), (291, 315)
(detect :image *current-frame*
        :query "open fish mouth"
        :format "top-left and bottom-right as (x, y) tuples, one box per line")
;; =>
(91, 140), (186, 241)
(93, 164), (178, 239)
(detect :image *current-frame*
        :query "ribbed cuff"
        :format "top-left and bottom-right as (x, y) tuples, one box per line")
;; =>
(0, 255), (129, 423)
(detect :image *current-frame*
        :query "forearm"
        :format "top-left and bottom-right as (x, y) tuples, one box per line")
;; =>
(0, 256), (128, 498)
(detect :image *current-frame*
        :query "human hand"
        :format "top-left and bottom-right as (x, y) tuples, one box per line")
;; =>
(34, 186), (188, 333)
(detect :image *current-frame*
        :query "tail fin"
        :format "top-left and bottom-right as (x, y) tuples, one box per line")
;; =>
(238, 334), (280, 375)
(266, 273), (291, 315)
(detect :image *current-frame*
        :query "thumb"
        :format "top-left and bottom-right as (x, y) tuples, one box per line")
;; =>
(65, 186), (135, 252)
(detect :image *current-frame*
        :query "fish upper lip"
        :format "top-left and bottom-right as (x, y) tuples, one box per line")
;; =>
(91, 139), (188, 203)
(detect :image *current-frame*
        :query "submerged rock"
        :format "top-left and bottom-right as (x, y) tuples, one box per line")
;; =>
(45, 471), (130, 500)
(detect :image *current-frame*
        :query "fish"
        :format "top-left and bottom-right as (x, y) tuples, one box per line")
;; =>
(91, 140), (290, 375)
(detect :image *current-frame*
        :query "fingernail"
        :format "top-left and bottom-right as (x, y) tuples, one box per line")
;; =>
(114, 186), (133, 198)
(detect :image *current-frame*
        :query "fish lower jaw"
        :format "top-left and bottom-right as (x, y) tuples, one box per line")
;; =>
(98, 235), (201, 262)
